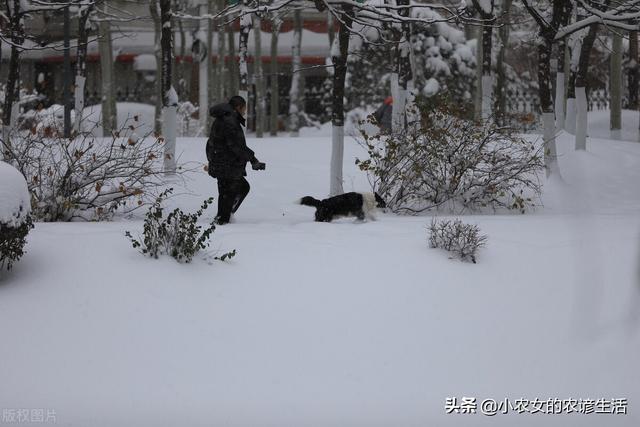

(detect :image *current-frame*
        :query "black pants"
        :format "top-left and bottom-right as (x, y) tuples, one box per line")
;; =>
(216, 177), (250, 222)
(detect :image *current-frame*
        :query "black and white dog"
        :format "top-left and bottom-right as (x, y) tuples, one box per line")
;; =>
(299, 192), (386, 222)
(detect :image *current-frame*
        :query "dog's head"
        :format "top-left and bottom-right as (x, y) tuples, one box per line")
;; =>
(374, 192), (387, 209)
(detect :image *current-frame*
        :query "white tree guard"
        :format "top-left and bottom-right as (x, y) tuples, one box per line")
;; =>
(329, 125), (344, 196)
(542, 112), (560, 178)
(554, 72), (565, 131)
(575, 86), (588, 150)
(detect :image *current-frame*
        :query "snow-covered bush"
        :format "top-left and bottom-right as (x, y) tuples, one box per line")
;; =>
(356, 99), (543, 214)
(125, 188), (235, 263)
(5, 117), (171, 221)
(0, 161), (34, 271)
(428, 218), (487, 263)
(18, 104), (75, 136)
(410, 8), (476, 102)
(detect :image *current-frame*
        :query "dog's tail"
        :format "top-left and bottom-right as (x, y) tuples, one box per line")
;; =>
(299, 196), (322, 208)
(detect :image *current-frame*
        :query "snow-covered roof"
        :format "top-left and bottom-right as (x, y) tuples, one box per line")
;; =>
(8, 28), (331, 61)
(133, 53), (157, 71)
(0, 161), (31, 228)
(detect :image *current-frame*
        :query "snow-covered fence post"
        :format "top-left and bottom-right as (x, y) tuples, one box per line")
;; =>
(610, 30), (622, 140)
(329, 5), (353, 196)
(160, 0), (177, 174)
(288, 9), (303, 137)
(270, 16), (282, 136)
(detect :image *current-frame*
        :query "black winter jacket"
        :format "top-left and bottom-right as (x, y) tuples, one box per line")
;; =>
(206, 103), (257, 179)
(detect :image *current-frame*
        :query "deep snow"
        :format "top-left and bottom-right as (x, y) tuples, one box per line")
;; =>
(0, 130), (639, 426)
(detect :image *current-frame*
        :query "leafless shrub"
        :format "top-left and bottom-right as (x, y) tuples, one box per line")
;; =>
(2, 116), (189, 221)
(357, 101), (544, 214)
(428, 218), (487, 263)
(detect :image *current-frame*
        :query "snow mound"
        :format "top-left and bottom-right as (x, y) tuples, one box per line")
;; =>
(20, 104), (76, 134)
(81, 102), (156, 137)
(0, 161), (31, 227)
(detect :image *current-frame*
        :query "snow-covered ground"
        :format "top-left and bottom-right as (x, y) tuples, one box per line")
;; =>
(1, 129), (639, 426)
(588, 108), (640, 142)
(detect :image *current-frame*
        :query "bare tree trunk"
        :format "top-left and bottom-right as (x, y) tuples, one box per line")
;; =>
(150, 0), (163, 134)
(629, 30), (640, 141)
(160, 0), (177, 173)
(610, 31), (622, 140)
(538, 39), (560, 177)
(216, 0), (226, 102)
(321, 12), (334, 124)
(392, 0), (413, 132)
(628, 30), (639, 110)
(327, 11), (335, 47)
(565, 53), (577, 133)
(73, 4), (93, 134)
(177, 14), (186, 92)
(228, 24), (239, 96)
(3, 0), (23, 129)
(330, 6), (353, 196)
(288, 9), (302, 136)
(472, 0), (495, 122)
(1, 0), (24, 159)
(238, 3), (251, 103)
(98, 18), (117, 137)
(554, 47), (565, 131)
(208, 0), (217, 107)
(575, 24), (598, 151)
(198, 2), (210, 133)
(254, 15), (265, 138)
(270, 18), (281, 136)
(553, 5), (571, 131)
(495, 0), (512, 126)
(480, 24), (493, 121)
(474, 22), (483, 121)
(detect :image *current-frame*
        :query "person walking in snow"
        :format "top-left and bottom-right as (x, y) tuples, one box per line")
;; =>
(372, 96), (393, 132)
(207, 96), (266, 225)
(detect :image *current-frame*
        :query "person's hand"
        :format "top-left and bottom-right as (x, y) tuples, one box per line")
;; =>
(252, 161), (266, 171)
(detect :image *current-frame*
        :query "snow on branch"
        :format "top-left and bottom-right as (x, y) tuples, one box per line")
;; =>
(555, 0), (640, 40)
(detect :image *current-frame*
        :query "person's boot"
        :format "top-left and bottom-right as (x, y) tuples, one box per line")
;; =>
(214, 215), (229, 225)
(231, 179), (250, 214)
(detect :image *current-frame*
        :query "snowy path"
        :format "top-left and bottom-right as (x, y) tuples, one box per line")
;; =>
(1, 134), (639, 426)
